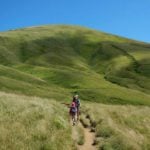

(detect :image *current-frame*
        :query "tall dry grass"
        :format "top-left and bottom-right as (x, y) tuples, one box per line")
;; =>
(81, 102), (150, 150)
(0, 92), (73, 150)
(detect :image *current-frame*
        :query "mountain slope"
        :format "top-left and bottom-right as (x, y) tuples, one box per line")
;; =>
(0, 25), (150, 105)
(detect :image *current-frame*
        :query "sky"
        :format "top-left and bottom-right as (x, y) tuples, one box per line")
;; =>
(0, 0), (150, 43)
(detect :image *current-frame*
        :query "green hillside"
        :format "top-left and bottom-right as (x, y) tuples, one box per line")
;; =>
(0, 25), (150, 105)
(0, 25), (150, 150)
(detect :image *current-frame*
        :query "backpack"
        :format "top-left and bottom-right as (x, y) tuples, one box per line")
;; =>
(70, 102), (77, 113)
(75, 99), (80, 107)
(71, 106), (77, 113)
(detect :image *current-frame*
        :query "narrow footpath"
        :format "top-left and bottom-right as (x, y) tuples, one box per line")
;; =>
(72, 120), (96, 150)
(62, 102), (96, 150)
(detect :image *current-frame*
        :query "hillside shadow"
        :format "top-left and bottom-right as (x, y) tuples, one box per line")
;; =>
(19, 32), (142, 63)
(104, 57), (150, 94)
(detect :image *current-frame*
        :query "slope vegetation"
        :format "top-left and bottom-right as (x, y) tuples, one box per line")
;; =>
(0, 25), (150, 105)
(0, 91), (73, 150)
(81, 102), (150, 150)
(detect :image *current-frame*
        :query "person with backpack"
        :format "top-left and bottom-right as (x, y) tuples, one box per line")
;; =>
(69, 100), (77, 125)
(73, 94), (80, 121)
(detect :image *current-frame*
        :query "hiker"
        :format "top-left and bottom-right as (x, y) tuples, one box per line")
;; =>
(73, 94), (80, 120)
(69, 101), (77, 125)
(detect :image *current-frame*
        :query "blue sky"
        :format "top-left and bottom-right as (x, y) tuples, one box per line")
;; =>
(0, 0), (150, 42)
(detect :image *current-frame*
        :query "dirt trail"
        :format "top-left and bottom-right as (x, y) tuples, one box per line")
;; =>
(72, 120), (96, 150)
(62, 103), (96, 150)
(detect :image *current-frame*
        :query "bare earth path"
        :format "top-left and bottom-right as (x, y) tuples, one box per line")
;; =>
(72, 121), (96, 150)
(62, 103), (96, 150)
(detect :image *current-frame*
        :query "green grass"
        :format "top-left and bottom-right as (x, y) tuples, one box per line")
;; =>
(0, 25), (149, 106)
(0, 91), (74, 150)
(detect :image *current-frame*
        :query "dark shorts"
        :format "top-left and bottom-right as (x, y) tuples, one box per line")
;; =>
(70, 110), (76, 116)
(70, 111), (76, 116)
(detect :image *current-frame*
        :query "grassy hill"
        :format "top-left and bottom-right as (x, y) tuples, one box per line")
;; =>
(0, 25), (150, 150)
(0, 25), (149, 105)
